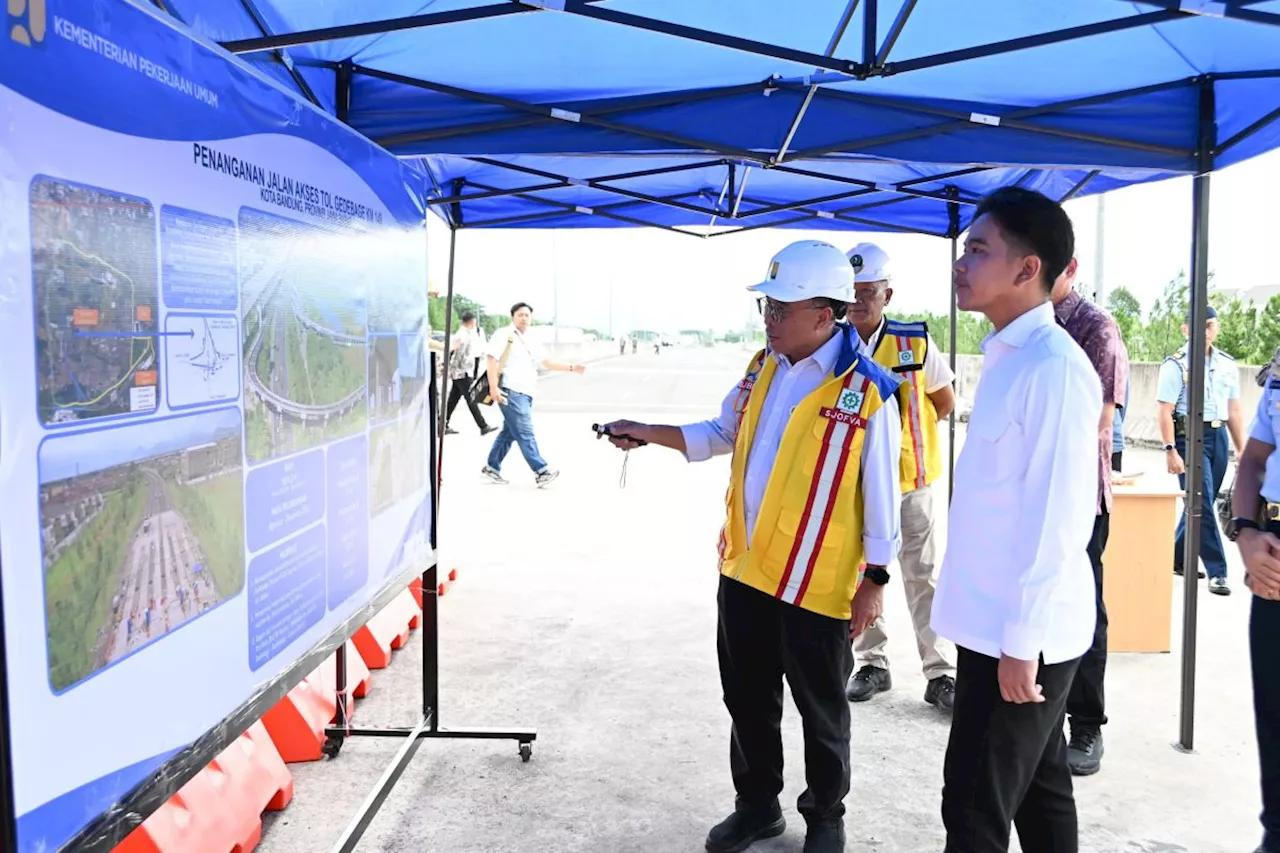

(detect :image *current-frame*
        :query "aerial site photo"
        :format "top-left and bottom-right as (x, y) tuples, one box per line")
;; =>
(31, 177), (161, 426)
(40, 408), (245, 693)
(239, 208), (368, 464)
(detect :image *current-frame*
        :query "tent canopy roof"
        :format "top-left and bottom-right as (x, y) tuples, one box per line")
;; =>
(163, 0), (1280, 233)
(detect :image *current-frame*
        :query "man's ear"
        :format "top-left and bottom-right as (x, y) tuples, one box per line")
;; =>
(1013, 255), (1042, 290)
(883, 287), (894, 307)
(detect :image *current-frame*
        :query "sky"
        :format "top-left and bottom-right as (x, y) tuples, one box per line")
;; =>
(40, 407), (241, 482)
(427, 147), (1280, 337)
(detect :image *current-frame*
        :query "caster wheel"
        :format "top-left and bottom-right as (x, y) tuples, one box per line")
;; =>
(519, 743), (532, 763)
(322, 737), (343, 759)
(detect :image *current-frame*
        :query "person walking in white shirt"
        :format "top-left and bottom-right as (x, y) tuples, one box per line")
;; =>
(931, 187), (1101, 853)
(598, 241), (902, 853)
(481, 302), (585, 487)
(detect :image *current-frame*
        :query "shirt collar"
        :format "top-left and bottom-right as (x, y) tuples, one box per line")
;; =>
(1053, 290), (1083, 326)
(981, 301), (1055, 353)
(772, 327), (844, 373)
(858, 317), (887, 352)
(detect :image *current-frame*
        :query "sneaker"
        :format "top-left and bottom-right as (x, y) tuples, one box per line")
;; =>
(803, 820), (845, 853)
(845, 665), (891, 702)
(481, 466), (508, 485)
(1209, 576), (1231, 596)
(924, 674), (956, 711)
(1067, 727), (1103, 776)
(705, 803), (785, 853)
(444, 426), (459, 435)
(535, 469), (560, 488)
(481, 425), (499, 436)
(1174, 564), (1206, 579)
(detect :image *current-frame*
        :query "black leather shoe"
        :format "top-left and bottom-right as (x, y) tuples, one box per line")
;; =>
(1067, 727), (1103, 776)
(924, 675), (956, 711)
(845, 665), (891, 702)
(803, 820), (845, 853)
(705, 803), (786, 853)
(1174, 564), (1206, 579)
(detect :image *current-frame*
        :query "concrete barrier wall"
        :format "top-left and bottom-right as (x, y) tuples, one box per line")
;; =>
(950, 354), (1262, 447)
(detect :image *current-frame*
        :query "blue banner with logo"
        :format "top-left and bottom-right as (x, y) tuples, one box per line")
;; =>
(0, 2), (433, 849)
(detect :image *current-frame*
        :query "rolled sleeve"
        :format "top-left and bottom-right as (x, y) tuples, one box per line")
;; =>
(680, 383), (742, 462)
(860, 395), (903, 567)
(1156, 359), (1184, 405)
(1251, 391), (1275, 444)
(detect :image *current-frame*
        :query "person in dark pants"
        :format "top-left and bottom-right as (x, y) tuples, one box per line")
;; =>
(1156, 304), (1246, 594)
(599, 240), (904, 853)
(1228, 363), (1280, 853)
(932, 188), (1101, 853)
(1111, 380), (1128, 472)
(1049, 259), (1129, 776)
(445, 311), (497, 436)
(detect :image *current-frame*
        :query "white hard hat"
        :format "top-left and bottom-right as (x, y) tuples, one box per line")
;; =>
(748, 240), (854, 303)
(846, 242), (892, 284)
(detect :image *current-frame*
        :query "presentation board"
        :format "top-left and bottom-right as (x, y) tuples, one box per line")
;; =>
(0, 2), (434, 850)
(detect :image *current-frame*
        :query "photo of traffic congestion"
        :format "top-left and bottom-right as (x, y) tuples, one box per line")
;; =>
(239, 207), (368, 464)
(31, 178), (161, 426)
(40, 409), (245, 692)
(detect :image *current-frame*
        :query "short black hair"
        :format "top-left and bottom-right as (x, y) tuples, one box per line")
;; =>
(459, 310), (476, 323)
(814, 297), (848, 321)
(973, 187), (1075, 293)
(510, 302), (533, 316)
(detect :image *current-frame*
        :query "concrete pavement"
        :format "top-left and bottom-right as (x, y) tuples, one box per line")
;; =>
(258, 344), (1265, 853)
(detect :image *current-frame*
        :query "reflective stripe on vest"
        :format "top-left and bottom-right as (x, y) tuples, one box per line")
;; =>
(775, 371), (868, 605)
(872, 328), (940, 491)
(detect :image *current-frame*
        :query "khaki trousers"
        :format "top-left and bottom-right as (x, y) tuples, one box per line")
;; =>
(854, 484), (956, 680)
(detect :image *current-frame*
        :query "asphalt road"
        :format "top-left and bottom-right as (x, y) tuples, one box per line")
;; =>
(259, 344), (1264, 853)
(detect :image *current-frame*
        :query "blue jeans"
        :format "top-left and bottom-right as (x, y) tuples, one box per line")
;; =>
(487, 389), (548, 474)
(1173, 424), (1229, 579)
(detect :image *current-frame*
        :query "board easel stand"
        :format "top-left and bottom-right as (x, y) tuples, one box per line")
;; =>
(321, 350), (536, 853)
(0, 349), (534, 853)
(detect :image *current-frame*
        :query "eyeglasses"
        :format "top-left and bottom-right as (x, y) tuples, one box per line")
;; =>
(756, 297), (829, 323)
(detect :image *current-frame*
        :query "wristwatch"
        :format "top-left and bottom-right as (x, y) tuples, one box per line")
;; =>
(1163, 443), (1176, 452)
(863, 566), (890, 586)
(1228, 517), (1261, 542)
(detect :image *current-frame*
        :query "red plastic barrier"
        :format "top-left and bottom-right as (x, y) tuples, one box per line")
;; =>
(114, 722), (292, 853)
(351, 589), (417, 670)
(260, 664), (336, 764)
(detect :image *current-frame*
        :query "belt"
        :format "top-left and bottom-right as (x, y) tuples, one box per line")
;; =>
(1205, 420), (1223, 429)
(1266, 503), (1280, 521)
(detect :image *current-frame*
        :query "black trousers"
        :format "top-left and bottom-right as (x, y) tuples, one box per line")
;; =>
(1067, 510), (1109, 731)
(1252, 527), (1280, 851)
(716, 576), (853, 823)
(942, 647), (1080, 853)
(1111, 450), (1122, 472)
(445, 375), (488, 430)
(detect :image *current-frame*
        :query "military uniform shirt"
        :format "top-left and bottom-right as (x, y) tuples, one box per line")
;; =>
(1156, 347), (1238, 421)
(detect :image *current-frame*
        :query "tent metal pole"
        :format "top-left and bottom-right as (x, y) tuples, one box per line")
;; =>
(774, 0), (861, 163)
(947, 197), (960, 504)
(862, 0), (878, 68)
(1177, 76), (1216, 754)
(1059, 169), (1102, 202)
(335, 59), (353, 123)
(428, 181), (570, 207)
(875, 0), (917, 67)
(232, 0), (322, 106)
(1216, 103), (1280, 155)
(879, 9), (1184, 75)
(221, 0), (610, 54)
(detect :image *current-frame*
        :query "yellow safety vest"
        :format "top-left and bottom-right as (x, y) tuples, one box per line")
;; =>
(871, 319), (943, 492)
(716, 326), (902, 620)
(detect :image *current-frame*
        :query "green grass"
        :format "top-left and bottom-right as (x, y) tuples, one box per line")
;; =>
(244, 405), (272, 463)
(166, 471), (245, 600)
(44, 477), (147, 692)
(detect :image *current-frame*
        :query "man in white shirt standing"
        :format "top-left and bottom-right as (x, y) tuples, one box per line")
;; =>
(598, 241), (902, 853)
(932, 187), (1101, 853)
(482, 301), (585, 487)
(842, 241), (958, 712)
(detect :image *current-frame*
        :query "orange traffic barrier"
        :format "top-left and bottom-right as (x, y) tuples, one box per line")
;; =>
(408, 577), (424, 608)
(352, 589), (417, 670)
(261, 664), (336, 764)
(114, 722), (292, 853)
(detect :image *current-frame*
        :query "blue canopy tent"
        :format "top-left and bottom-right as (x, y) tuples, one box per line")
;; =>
(144, 0), (1280, 843)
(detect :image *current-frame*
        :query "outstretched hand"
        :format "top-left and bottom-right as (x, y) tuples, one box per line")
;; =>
(598, 420), (650, 451)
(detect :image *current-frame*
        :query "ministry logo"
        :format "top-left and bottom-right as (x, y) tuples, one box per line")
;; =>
(9, 0), (46, 46)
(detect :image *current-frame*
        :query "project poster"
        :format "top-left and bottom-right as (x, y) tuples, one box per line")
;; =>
(0, 2), (434, 850)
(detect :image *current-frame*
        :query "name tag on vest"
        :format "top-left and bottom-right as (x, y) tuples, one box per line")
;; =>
(737, 379), (754, 392)
(819, 407), (866, 428)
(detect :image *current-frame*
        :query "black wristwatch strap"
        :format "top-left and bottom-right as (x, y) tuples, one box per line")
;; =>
(1229, 517), (1261, 541)
(864, 566), (890, 586)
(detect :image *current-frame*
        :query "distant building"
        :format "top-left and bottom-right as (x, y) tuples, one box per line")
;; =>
(1216, 284), (1280, 308)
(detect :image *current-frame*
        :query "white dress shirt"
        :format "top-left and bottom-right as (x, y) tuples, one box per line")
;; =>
(681, 328), (903, 568)
(931, 302), (1101, 664)
(488, 325), (546, 398)
(858, 318), (956, 394)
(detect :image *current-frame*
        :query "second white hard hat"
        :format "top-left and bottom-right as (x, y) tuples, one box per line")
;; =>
(748, 240), (854, 303)
(846, 242), (893, 284)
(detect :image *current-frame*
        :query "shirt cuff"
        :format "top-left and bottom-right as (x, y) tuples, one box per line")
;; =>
(1001, 623), (1045, 662)
(681, 424), (714, 463)
(862, 533), (900, 568)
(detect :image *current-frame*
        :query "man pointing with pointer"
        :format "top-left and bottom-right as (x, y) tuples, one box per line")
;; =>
(600, 240), (902, 853)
